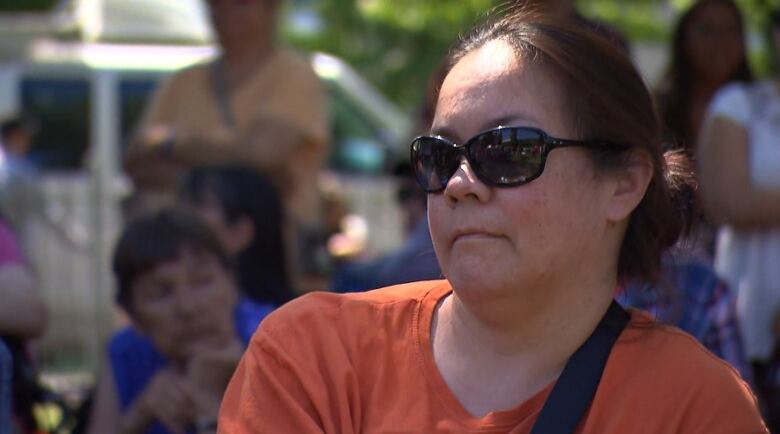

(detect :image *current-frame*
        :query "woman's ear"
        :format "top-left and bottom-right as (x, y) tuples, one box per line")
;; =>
(605, 151), (653, 223)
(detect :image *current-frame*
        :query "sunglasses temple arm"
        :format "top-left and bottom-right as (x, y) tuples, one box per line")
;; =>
(549, 139), (582, 149)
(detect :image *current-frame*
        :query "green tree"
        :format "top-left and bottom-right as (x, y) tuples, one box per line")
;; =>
(287, 0), (501, 111)
(288, 0), (780, 109)
(0, 0), (58, 12)
(581, 0), (780, 74)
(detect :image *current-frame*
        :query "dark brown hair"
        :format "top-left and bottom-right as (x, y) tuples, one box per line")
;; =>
(180, 166), (292, 306)
(113, 208), (231, 315)
(445, 6), (696, 284)
(656, 0), (752, 151)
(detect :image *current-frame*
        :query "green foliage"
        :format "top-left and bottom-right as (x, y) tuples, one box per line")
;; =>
(286, 0), (780, 109)
(580, 0), (780, 43)
(286, 0), (500, 111)
(579, 1), (670, 40)
(0, 0), (58, 11)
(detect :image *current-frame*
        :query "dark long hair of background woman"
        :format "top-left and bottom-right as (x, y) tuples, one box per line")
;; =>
(656, 0), (752, 152)
(181, 166), (293, 306)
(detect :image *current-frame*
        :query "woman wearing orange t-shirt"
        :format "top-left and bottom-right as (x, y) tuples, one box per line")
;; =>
(219, 7), (767, 434)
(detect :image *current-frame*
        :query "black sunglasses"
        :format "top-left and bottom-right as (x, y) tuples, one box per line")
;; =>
(410, 126), (625, 193)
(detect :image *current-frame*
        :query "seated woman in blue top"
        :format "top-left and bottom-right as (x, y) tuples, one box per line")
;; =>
(86, 208), (273, 434)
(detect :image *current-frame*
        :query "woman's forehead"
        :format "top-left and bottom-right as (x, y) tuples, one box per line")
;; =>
(433, 41), (567, 140)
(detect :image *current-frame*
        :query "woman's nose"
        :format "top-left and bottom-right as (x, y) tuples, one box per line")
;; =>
(443, 158), (491, 206)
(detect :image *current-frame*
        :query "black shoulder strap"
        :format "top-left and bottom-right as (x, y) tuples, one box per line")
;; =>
(209, 58), (237, 128)
(530, 301), (630, 434)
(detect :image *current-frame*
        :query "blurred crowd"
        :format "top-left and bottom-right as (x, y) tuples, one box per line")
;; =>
(2, 0), (780, 432)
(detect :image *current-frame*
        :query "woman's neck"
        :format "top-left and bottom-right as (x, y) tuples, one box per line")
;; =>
(445, 283), (613, 356)
(431, 278), (616, 416)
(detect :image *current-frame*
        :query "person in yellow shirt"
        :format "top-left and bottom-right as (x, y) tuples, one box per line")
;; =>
(124, 0), (328, 230)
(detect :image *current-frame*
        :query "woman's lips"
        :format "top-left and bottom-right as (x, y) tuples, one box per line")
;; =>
(452, 229), (503, 244)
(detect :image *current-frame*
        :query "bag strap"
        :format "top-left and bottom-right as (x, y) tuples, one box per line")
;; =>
(530, 300), (630, 434)
(209, 58), (237, 129)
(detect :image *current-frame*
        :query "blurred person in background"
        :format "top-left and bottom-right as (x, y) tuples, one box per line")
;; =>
(619, 252), (750, 380)
(180, 166), (294, 306)
(0, 114), (37, 184)
(330, 62), (448, 293)
(123, 0), (329, 290)
(699, 6), (780, 421)
(319, 176), (368, 269)
(86, 209), (272, 434)
(0, 215), (46, 340)
(613, 2), (752, 384)
(0, 212), (49, 434)
(330, 161), (441, 292)
(0, 113), (40, 232)
(656, 0), (751, 155)
(656, 0), (751, 262)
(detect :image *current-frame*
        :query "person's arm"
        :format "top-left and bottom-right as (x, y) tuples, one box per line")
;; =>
(85, 360), (122, 434)
(87, 357), (199, 434)
(122, 74), (186, 188)
(123, 108), (318, 204)
(697, 116), (780, 229)
(185, 338), (244, 433)
(169, 56), (327, 174)
(0, 265), (47, 338)
(168, 118), (308, 170)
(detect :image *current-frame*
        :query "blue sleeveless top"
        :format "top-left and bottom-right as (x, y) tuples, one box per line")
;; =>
(108, 298), (273, 434)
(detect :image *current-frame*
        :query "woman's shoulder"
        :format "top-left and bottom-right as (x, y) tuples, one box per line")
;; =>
(588, 312), (767, 431)
(709, 81), (753, 123)
(710, 80), (779, 124)
(257, 280), (450, 340)
(621, 312), (744, 377)
(610, 311), (760, 420)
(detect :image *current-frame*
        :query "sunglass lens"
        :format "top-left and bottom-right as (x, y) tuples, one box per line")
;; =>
(412, 137), (459, 192)
(469, 128), (545, 185)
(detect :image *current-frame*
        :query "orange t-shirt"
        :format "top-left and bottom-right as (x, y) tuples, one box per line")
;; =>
(219, 280), (768, 433)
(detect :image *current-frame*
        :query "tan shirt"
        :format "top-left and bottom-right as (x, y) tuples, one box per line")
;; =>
(134, 48), (329, 224)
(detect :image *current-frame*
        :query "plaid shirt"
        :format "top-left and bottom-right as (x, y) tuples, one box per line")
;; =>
(619, 254), (752, 383)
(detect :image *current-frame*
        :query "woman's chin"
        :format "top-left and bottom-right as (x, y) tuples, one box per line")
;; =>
(446, 271), (517, 304)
